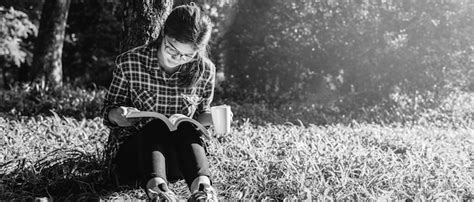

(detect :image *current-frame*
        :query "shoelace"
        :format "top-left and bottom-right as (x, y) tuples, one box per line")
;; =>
(191, 184), (217, 201)
(192, 190), (209, 201)
(148, 184), (177, 201)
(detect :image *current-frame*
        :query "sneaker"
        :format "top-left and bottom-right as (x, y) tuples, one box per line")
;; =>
(146, 178), (178, 201)
(188, 184), (218, 202)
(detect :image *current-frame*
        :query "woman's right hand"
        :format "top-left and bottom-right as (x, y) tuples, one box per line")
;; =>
(108, 106), (140, 127)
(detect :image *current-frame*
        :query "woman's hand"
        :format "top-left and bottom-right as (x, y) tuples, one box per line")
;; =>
(196, 112), (213, 126)
(108, 106), (140, 127)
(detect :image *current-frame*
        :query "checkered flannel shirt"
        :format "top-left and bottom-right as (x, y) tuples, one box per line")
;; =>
(101, 44), (215, 141)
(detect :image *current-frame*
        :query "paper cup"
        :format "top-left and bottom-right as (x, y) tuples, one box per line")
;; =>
(211, 105), (231, 134)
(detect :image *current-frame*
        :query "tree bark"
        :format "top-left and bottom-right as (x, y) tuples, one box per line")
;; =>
(31, 0), (71, 88)
(173, 0), (191, 7)
(120, 0), (173, 52)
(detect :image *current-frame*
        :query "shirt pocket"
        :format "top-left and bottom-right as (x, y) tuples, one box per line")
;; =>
(130, 88), (156, 111)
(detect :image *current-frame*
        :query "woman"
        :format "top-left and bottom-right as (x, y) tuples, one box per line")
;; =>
(102, 3), (221, 201)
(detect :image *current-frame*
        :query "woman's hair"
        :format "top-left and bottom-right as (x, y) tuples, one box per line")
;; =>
(161, 2), (213, 88)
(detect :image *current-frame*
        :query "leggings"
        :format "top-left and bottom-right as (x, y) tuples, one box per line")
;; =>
(112, 119), (211, 189)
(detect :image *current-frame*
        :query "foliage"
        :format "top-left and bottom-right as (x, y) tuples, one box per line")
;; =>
(0, 83), (106, 120)
(0, 84), (472, 128)
(2, 1), (472, 108)
(0, 6), (37, 67)
(0, 1), (121, 87)
(217, 90), (473, 128)
(224, 0), (474, 104)
(1, 115), (472, 200)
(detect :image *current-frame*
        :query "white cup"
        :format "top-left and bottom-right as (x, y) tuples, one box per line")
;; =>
(211, 105), (231, 134)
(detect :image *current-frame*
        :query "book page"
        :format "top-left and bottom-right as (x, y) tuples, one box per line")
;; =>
(126, 111), (165, 119)
(169, 114), (210, 139)
(125, 111), (175, 131)
(169, 114), (189, 125)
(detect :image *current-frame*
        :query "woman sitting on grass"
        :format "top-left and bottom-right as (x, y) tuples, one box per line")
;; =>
(102, 3), (222, 201)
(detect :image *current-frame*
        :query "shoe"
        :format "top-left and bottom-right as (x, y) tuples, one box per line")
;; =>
(146, 178), (178, 201)
(188, 184), (218, 202)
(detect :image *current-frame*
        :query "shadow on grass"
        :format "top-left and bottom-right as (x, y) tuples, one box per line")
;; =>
(0, 149), (139, 201)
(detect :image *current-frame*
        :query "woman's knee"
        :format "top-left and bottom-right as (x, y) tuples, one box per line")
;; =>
(176, 123), (203, 143)
(141, 119), (173, 142)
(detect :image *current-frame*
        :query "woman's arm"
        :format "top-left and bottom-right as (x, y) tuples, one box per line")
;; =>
(108, 106), (140, 127)
(193, 61), (215, 125)
(101, 54), (136, 128)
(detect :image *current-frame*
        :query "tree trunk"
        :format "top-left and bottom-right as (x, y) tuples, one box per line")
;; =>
(173, 0), (191, 7)
(120, 0), (173, 52)
(31, 0), (71, 88)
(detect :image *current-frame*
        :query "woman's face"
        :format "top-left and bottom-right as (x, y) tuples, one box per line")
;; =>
(159, 35), (198, 69)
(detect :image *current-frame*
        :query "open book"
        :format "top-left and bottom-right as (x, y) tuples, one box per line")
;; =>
(125, 111), (210, 139)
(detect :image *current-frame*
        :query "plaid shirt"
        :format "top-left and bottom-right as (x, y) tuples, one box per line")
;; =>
(101, 43), (215, 141)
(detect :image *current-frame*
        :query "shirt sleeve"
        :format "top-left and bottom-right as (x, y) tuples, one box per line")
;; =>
(101, 55), (131, 128)
(193, 62), (216, 119)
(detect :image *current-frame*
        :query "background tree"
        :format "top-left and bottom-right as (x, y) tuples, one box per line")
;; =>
(31, 0), (71, 88)
(224, 0), (473, 106)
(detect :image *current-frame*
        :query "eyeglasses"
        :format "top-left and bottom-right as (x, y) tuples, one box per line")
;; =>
(164, 36), (197, 62)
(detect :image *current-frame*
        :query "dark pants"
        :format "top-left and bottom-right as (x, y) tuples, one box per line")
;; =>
(113, 119), (211, 189)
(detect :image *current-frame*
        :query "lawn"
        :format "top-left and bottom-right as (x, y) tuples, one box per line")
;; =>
(1, 113), (473, 200)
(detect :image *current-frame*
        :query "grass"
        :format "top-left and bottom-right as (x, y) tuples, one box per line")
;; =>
(1, 114), (473, 200)
(1, 85), (472, 200)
